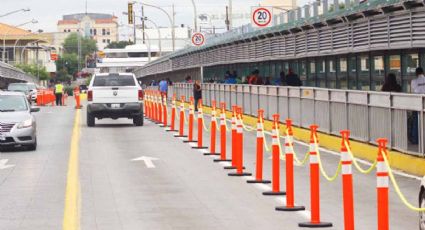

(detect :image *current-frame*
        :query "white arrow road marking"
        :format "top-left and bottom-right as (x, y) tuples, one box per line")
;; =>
(131, 156), (159, 168)
(0, 159), (15, 170)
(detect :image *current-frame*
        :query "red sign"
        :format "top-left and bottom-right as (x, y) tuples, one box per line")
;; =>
(191, 32), (206, 47)
(50, 53), (58, 61)
(251, 7), (273, 28)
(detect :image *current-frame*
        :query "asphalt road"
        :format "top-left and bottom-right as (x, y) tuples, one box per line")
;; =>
(0, 100), (422, 230)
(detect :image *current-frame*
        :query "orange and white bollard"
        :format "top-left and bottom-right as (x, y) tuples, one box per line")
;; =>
(160, 94), (168, 127)
(247, 109), (270, 184)
(224, 106), (238, 170)
(228, 107), (251, 177)
(184, 97), (197, 143)
(340, 130), (355, 230)
(157, 92), (163, 124)
(377, 138), (389, 230)
(205, 100), (220, 156)
(174, 96), (187, 138)
(263, 114), (286, 196)
(214, 102), (232, 163)
(276, 119), (305, 211)
(192, 99), (208, 149)
(166, 94), (178, 132)
(299, 125), (332, 228)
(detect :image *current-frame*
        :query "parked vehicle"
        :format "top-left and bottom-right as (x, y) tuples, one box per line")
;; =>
(86, 73), (144, 127)
(7, 83), (37, 103)
(0, 91), (39, 151)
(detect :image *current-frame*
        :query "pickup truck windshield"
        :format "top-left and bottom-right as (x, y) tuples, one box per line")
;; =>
(93, 74), (136, 87)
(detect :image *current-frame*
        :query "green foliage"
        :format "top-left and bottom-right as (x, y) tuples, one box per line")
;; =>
(63, 33), (98, 57)
(15, 63), (50, 81)
(329, 3), (346, 12)
(85, 75), (93, 86)
(55, 68), (72, 83)
(56, 53), (79, 76)
(105, 41), (134, 49)
(64, 86), (74, 96)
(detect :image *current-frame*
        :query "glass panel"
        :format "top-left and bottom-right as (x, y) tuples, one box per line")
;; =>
(307, 60), (316, 87)
(299, 60), (307, 86)
(338, 57), (348, 89)
(389, 55), (401, 83)
(317, 59), (326, 88)
(371, 55), (385, 91)
(358, 55), (370, 90)
(348, 56), (357, 90)
(327, 58), (337, 89)
(402, 53), (419, 92)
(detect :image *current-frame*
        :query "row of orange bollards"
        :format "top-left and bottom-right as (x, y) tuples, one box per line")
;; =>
(143, 90), (392, 230)
(36, 89), (56, 106)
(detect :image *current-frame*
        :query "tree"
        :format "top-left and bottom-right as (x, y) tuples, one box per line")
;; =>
(15, 63), (50, 81)
(56, 53), (79, 76)
(63, 33), (98, 57)
(105, 41), (134, 49)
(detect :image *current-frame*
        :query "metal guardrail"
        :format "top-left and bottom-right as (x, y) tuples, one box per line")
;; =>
(0, 61), (37, 84)
(167, 83), (425, 157)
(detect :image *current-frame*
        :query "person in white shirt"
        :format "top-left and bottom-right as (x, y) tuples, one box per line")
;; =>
(411, 67), (425, 93)
(408, 67), (425, 144)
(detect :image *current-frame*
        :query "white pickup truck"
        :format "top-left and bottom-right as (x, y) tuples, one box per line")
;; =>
(86, 73), (144, 127)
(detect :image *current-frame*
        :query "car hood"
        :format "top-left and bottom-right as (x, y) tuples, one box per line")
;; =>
(0, 111), (31, 123)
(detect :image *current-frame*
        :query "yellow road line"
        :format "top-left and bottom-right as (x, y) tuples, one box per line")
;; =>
(63, 109), (81, 230)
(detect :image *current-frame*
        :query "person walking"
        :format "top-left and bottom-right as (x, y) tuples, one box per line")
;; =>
(54, 81), (64, 106)
(285, 68), (302, 86)
(381, 73), (401, 92)
(193, 80), (202, 112)
(409, 67), (425, 144)
(159, 79), (168, 100)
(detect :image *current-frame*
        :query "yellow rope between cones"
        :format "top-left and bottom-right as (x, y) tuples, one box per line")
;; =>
(343, 141), (377, 174)
(313, 135), (342, 182)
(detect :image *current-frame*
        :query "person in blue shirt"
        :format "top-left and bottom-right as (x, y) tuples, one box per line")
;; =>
(159, 79), (168, 99)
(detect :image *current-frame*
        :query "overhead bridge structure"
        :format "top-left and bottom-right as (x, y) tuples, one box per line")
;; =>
(0, 61), (36, 89)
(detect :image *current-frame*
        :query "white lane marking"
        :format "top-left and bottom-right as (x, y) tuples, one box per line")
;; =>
(131, 156), (159, 168)
(0, 159), (15, 170)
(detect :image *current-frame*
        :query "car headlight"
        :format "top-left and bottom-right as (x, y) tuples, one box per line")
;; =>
(17, 119), (33, 129)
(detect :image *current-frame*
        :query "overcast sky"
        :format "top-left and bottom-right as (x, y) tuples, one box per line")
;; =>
(1, 0), (309, 34)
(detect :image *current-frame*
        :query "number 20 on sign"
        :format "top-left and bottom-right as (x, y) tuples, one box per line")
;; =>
(251, 7), (273, 28)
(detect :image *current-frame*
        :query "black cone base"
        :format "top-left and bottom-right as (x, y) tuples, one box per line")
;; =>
(192, 146), (208, 149)
(224, 166), (245, 170)
(262, 191), (286, 196)
(204, 152), (220, 156)
(166, 129), (178, 132)
(298, 222), (333, 228)
(183, 140), (198, 143)
(275, 205), (305, 212)
(247, 179), (271, 184)
(174, 135), (188, 138)
(228, 172), (252, 177)
(213, 159), (232, 162)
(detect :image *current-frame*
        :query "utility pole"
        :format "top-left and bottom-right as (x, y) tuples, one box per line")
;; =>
(225, 6), (230, 31)
(172, 4), (175, 51)
(228, 0), (232, 29)
(142, 5), (145, 44)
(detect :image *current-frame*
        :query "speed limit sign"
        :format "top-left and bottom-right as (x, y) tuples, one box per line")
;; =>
(251, 7), (273, 28)
(191, 32), (206, 47)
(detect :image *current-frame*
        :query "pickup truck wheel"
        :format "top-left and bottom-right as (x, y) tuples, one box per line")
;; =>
(133, 115), (143, 126)
(87, 111), (95, 127)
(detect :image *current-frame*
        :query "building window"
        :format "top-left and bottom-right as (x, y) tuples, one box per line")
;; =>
(402, 53), (419, 92)
(338, 57), (348, 89)
(327, 58), (337, 88)
(93, 29), (97, 36)
(371, 55), (384, 91)
(358, 54), (370, 90)
(388, 55), (401, 89)
(90, 29), (93, 35)
(106, 29), (111, 35)
(64, 29), (67, 32)
(107, 39), (111, 44)
(307, 59), (316, 87)
(102, 29), (106, 35)
(348, 56), (357, 90)
(102, 39), (106, 43)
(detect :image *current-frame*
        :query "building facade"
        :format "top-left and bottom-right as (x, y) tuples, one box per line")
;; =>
(57, 13), (119, 50)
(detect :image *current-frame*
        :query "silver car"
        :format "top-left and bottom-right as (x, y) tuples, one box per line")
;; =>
(0, 91), (39, 151)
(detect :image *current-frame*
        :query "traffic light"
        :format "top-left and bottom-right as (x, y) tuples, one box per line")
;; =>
(128, 3), (134, 24)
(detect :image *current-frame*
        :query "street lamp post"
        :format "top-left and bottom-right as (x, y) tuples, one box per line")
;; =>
(2, 19), (38, 62)
(191, 0), (198, 32)
(0, 8), (30, 18)
(134, 2), (175, 51)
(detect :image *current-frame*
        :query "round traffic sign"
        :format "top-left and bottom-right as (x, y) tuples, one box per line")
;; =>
(191, 32), (205, 47)
(252, 7), (272, 27)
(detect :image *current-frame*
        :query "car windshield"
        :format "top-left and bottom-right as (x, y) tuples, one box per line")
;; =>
(8, 84), (30, 92)
(93, 74), (136, 87)
(0, 95), (28, 112)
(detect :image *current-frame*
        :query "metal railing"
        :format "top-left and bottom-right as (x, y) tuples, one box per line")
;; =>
(0, 61), (37, 85)
(167, 83), (425, 157)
